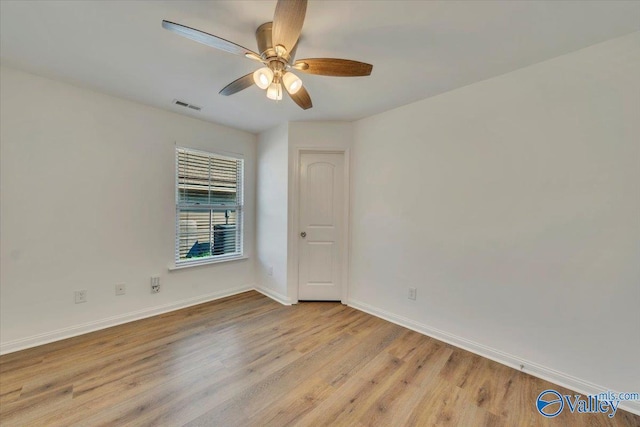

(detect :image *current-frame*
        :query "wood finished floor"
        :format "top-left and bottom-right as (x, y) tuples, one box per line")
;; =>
(0, 291), (638, 426)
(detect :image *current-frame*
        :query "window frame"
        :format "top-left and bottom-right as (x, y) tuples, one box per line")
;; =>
(174, 146), (245, 268)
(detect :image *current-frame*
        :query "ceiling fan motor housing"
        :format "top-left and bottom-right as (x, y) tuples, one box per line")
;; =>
(256, 22), (295, 65)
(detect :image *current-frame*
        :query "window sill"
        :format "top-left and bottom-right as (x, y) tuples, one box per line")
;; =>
(169, 255), (248, 271)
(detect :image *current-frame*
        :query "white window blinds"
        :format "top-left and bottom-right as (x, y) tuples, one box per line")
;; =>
(175, 147), (244, 266)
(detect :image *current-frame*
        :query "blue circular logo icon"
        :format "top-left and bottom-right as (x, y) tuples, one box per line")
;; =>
(536, 389), (564, 418)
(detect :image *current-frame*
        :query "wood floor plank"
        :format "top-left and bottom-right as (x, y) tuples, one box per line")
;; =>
(294, 352), (405, 427)
(71, 346), (298, 427)
(358, 339), (454, 426)
(0, 293), (277, 394)
(0, 383), (73, 426)
(317, 322), (404, 388)
(184, 333), (359, 426)
(405, 380), (472, 426)
(385, 328), (435, 361)
(0, 387), (21, 406)
(0, 290), (638, 427)
(243, 375), (335, 427)
(32, 358), (228, 427)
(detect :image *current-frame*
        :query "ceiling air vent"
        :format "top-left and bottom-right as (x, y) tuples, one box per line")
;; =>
(172, 99), (202, 111)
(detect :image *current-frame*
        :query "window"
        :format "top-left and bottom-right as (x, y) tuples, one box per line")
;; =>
(175, 147), (244, 266)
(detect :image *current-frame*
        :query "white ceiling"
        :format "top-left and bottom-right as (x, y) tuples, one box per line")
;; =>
(1, 1), (638, 133)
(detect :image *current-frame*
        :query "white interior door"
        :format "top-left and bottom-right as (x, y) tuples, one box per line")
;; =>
(298, 152), (344, 301)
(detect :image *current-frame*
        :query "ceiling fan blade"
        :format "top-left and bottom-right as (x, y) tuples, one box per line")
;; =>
(293, 58), (373, 77)
(286, 85), (312, 110)
(219, 73), (255, 96)
(289, 42), (299, 62)
(162, 20), (262, 61)
(272, 0), (307, 54)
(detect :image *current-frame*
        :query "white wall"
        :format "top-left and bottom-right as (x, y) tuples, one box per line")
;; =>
(255, 121), (353, 303)
(256, 123), (290, 303)
(0, 66), (257, 352)
(288, 122), (353, 151)
(350, 31), (640, 397)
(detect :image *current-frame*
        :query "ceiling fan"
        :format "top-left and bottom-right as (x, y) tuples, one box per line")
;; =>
(162, 0), (373, 110)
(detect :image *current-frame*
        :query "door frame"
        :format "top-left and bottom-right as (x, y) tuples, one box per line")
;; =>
(288, 147), (350, 304)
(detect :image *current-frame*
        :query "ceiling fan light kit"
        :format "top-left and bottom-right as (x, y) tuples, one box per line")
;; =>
(267, 79), (284, 101)
(253, 67), (274, 90)
(162, 0), (373, 110)
(282, 72), (302, 94)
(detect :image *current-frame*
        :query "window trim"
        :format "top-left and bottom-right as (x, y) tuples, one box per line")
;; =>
(168, 255), (249, 271)
(174, 146), (245, 268)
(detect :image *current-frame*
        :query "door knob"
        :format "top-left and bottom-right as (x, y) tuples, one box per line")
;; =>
(300, 231), (307, 238)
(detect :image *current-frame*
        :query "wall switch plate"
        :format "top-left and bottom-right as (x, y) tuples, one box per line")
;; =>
(408, 287), (417, 300)
(150, 276), (160, 293)
(115, 284), (126, 295)
(75, 290), (87, 304)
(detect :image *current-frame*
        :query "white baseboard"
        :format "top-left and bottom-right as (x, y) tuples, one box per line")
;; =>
(348, 299), (640, 416)
(0, 284), (254, 355)
(254, 285), (293, 306)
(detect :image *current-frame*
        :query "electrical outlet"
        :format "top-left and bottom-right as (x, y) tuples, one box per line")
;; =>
(268, 266), (273, 277)
(75, 290), (87, 304)
(150, 276), (160, 293)
(115, 284), (126, 295)
(408, 287), (417, 300)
